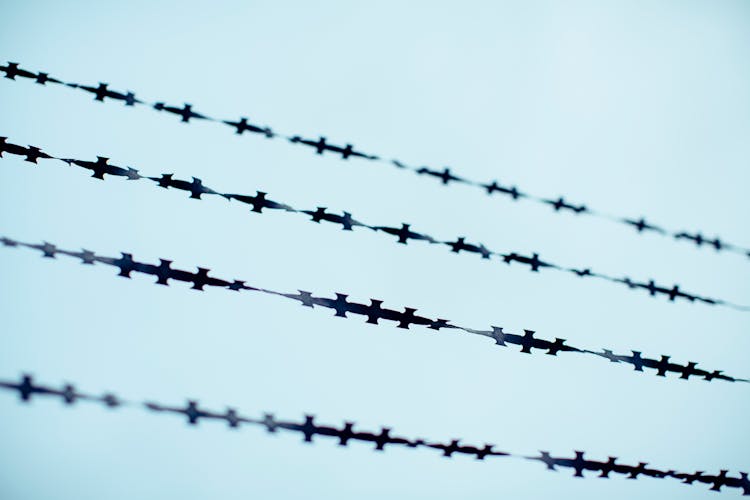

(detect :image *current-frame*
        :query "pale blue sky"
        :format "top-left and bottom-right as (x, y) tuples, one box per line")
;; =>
(1, 1), (748, 498)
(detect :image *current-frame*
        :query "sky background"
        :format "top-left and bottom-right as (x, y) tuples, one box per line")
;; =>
(1, 1), (748, 498)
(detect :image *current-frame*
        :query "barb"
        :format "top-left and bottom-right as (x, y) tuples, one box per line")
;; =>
(2, 61), (747, 261)
(1, 137), (746, 311)
(1, 236), (747, 385)
(1, 373), (747, 495)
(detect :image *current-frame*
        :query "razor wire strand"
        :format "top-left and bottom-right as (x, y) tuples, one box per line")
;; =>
(1, 137), (747, 312)
(1, 236), (747, 385)
(1, 61), (747, 261)
(1, 373), (748, 496)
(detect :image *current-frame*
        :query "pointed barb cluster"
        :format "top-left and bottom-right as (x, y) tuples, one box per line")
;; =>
(624, 217), (664, 234)
(0, 137), (52, 163)
(151, 174), (219, 199)
(0, 61), (62, 85)
(0, 374), (122, 407)
(153, 102), (209, 122)
(1, 239), (230, 292)
(415, 166), (464, 185)
(0, 374), (504, 459)
(288, 135), (377, 160)
(488, 327), (576, 356)
(447, 237), (492, 259)
(302, 207), (367, 231)
(596, 350), (737, 382)
(78, 82), (139, 106)
(501, 252), (552, 272)
(228, 191), (294, 213)
(544, 197), (587, 214)
(223, 117), (274, 138)
(674, 232), (724, 251)
(69, 156), (142, 180)
(375, 223), (436, 245)
(283, 291), (438, 330)
(529, 451), (750, 494)
(483, 180), (523, 199)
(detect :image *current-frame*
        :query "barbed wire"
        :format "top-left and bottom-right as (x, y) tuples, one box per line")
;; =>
(1, 236), (747, 385)
(1, 373), (748, 495)
(1, 137), (746, 311)
(2, 61), (748, 262)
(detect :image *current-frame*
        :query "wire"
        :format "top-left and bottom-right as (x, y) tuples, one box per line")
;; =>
(1, 236), (746, 385)
(2, 61), (747, 261)
(1, 373), (747, 495)
(2, 136), (746, 311)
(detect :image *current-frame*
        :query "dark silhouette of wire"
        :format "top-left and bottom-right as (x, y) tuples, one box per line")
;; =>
(1, 373), (748, 495)
(2, 61), (747, 262)
(2, 136), (747, 311)
(1, 236), (747, 385)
